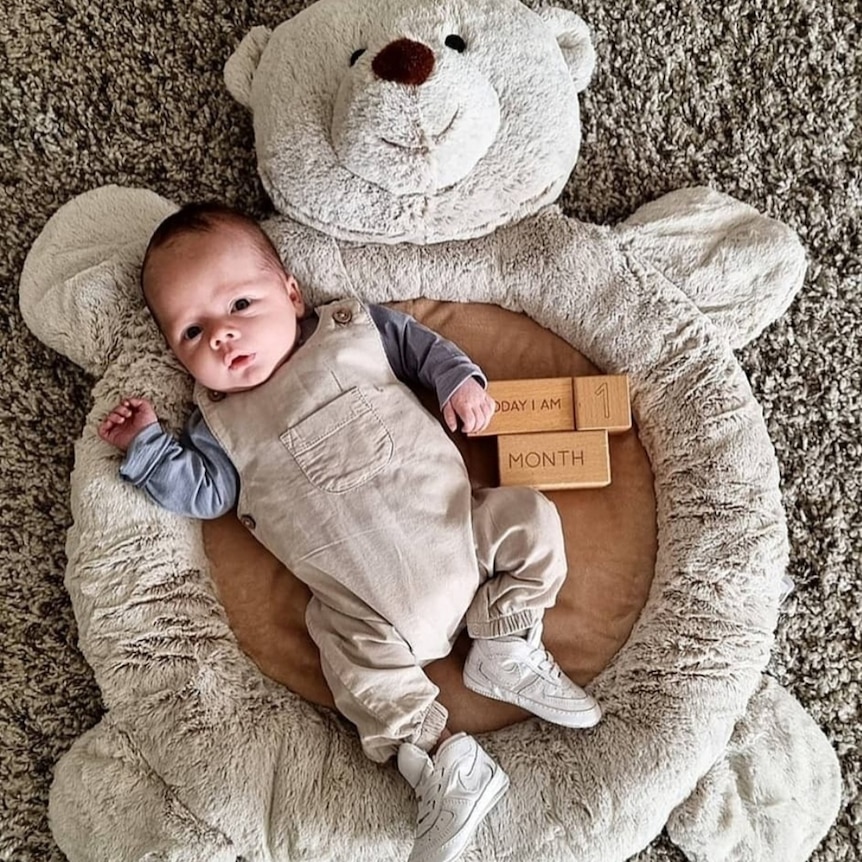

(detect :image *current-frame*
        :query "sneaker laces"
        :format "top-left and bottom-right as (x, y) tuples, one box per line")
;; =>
(416, 765), (445, 827)
(523, 622), (563, 681)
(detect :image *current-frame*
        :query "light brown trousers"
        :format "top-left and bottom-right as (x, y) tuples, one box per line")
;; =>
(197, 300), (567, 761)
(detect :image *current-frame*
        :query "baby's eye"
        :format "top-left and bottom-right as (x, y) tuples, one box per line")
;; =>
(233, 298), (251, 312)
(183, 325), (202, 341)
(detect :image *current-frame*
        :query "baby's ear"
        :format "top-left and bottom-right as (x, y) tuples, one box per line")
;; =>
(19, 186), (178, 376)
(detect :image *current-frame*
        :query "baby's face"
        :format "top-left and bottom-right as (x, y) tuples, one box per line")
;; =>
(144, 227), (306, 393)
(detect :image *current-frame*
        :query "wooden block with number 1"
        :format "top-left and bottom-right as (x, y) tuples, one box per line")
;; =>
(573, 375), (631, 434)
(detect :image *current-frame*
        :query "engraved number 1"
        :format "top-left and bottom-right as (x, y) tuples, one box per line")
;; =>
(595, 382), (610, 418)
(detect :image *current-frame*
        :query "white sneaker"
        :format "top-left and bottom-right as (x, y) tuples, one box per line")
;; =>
(397, 733), (509, 862)
(463, 622), (602, 728)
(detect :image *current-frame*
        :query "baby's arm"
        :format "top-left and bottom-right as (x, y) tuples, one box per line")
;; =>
(368, 305), (495, 432)
(100, 400), (239, 518)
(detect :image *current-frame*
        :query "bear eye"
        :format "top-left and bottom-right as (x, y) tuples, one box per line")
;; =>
(444, 34), (466, 52)
(349, 48), (366, 66)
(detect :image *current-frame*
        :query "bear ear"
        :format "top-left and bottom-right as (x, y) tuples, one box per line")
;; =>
(537, 8), (596, 94)
(224, 26), (272, 109)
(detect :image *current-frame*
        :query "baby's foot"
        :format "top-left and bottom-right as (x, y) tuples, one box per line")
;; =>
(463, 622), (601, 728)
(397, 733), (509, 862)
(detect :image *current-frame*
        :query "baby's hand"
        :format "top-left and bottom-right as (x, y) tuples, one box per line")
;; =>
(442, 378), (495, 434)
(98, 398), (158, 452)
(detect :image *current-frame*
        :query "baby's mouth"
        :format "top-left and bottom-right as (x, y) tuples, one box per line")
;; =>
(228, 353), (255, 371)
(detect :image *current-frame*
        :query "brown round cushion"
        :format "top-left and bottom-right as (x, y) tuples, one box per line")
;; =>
(202, 300), (656, 733)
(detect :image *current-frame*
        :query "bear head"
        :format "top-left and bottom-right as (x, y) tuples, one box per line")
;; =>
(226, 0), (595, 244)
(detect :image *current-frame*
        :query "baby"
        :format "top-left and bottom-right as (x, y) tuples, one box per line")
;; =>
(100, 202), (601, 862)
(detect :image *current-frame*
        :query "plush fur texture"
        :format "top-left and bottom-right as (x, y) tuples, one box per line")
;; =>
(3, 1), (859, 861)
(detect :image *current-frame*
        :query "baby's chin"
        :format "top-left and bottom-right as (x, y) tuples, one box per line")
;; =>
(200, 358), (281, 394)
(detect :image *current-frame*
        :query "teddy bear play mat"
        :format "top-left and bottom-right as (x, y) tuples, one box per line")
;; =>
(18, 0), (843, 859)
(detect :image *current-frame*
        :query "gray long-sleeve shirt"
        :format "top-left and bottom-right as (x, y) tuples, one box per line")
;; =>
(120, 304), (485, 519)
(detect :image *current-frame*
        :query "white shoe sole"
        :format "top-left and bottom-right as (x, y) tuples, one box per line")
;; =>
(463, 668), (602, 729)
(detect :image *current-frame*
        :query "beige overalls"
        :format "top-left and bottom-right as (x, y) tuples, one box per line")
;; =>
(196, 300), (567, 762)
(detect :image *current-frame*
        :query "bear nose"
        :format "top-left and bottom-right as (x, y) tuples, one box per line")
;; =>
(372, 38), (435, 86)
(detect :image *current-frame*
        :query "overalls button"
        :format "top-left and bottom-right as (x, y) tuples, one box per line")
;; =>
(333, 307), (353, 325)
(208, 390), (225, 402)
(239, 514), (256, 530)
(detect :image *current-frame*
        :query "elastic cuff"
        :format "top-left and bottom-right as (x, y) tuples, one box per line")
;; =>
(412, 701), (449, 753)
(119, 422), (168, 486)
(466, 608), (542, 640)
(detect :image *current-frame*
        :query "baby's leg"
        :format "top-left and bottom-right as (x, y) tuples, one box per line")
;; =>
(307, 597), (509, 862)
(466, 485), (567, 638)
(305, 596), (447, 764)
(465, 486), (601, 728)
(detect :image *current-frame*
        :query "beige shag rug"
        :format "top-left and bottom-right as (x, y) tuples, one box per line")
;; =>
(1, 1), (858, 859)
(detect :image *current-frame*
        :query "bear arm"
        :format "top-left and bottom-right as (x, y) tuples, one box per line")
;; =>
(20, 185), (177, 375)
(615, 187), (807, 349)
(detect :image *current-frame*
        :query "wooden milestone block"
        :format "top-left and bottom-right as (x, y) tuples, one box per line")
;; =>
(498, 430), (610, 490)
(573, 375), (631, 434)
(469, 377), (574, 437)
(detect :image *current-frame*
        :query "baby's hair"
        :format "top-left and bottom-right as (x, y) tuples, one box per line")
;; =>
(141, 201), (286, 300)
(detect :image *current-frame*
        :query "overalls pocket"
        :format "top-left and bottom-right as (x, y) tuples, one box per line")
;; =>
(282, 387), (394, 492)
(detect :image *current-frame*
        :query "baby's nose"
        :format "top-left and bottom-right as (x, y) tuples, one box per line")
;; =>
(210, 325), (236, 348)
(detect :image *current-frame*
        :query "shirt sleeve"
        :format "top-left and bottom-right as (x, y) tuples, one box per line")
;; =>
(368, 304), (487, 407)
(119, 410), (240, 519)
